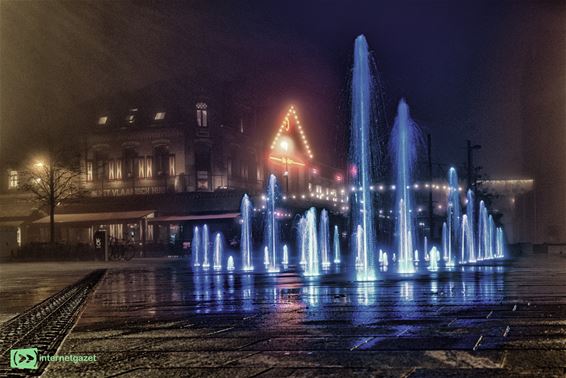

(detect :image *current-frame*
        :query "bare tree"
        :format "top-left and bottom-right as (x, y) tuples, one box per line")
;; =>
(21, 148), (83, 243)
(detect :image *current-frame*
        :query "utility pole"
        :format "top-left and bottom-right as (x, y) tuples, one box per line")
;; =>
(466, 140), (482, 195)
(427, 134), (433, 239)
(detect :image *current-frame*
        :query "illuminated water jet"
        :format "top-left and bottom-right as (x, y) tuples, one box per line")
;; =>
(240, 194), (254, 272)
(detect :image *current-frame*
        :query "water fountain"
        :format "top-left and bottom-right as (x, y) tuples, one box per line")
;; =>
(460, 215), (468, 263)
(466, 190), (476, 263)
(265, 174), (279, 273)
(488, 215), (495, 259)
(263, 246), (269, 267)
(213, 232), (223, 271)
(192, 226), (201, 267)
(478, 200), (487, 261)
(333, 225), (341, 264)
(350, 35), (377, 281)
(447, 167), (461, 265)
(355, 225), (366, 271)
(240, 194), (254, 272)
(298, 217), (307, 265)
(429, 246), (439, 271)
(319, 209), (331, 269)
(227, 256), (235, 272)
(442, 222), (449, 263)
(282, 244), (289, 265)
(391, 99), (419, 274)
(303, 207), (320, 277)
(202, 224), (210, 270)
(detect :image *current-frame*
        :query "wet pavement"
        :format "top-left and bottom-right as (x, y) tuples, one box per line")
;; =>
(2, 254), (566, 376)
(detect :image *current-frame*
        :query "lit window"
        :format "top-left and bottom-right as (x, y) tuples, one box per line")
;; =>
(146, 157), (152, 178)
(196, 102), (208, 127)
(138, 157), (145, 178)
(86, 162), (93, 182)
(169, 155), (176, 176)
(115, 160), (122, 179)
(240, 119), (244, 133)
(98, 116), (108, 125)
(126, 108), (138, 125)
(8, 170), (18, 188)
(108, 160), (115, 180)
(154, 112), (166, 121)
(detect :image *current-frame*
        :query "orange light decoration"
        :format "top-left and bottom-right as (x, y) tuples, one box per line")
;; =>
(269, 156), (305, 167)
(269, 105), (314, 159)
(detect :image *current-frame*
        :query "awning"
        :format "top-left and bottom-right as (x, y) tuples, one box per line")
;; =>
(150, 212), (240, 222)
(33, 210), (155, 224)
(0, 221), (24, 228)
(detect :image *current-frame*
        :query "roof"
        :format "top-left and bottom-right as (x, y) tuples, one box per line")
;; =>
(33, 210), (155, 224)
(150, 212), (240, 222)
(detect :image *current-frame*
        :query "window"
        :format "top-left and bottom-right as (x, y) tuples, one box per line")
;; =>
(8, 170), (18, 188)
(196, 102), (208, 127)
(115, 160), (122, 179)
(154, 112), (166, 121)
(86, 162), (93, 182)
(146, 156), (152, 178)
(154, 146), (170, 176)
(123, 148), (138, 178)
(94, 150), (108, 182)
(195, 144), (211, 190)
(137, 157), (145, 178)
(168, 155), (176, 176)
(98, 116), (108, 125)
(240, 119), (244, 133)
(108, 160), (115, 180)
(147, 224), (154, 241)
(126, 108), (138, 125)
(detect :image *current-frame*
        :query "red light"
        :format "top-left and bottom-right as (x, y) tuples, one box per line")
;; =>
(350, 165), (358, 177)
(335, 175), (343, 182)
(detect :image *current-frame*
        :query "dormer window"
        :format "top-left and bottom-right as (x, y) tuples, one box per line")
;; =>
(126, 108), (138, 125)
(196, 102), (207, 127)
(8, 170), (18, 189)
(154, 112), (166, 121)
(98, 116), (108, 125)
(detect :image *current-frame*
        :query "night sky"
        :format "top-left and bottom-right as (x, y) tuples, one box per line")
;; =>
(1, 0), (564, 180)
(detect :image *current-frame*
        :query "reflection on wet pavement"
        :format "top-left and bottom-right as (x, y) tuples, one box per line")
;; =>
(37, 255), (566, 376)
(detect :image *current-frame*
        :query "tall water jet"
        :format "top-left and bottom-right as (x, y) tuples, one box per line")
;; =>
(391, 100), (420, 274)
(319, 209), (331, 269)
(397, 199), (415, 273)
(488, 215), (495, 259)
(303, 207), (320, 277)
(298, 217), (307, 265)
(350, 35), (378, 281)
(333, 225), (341, 264)
(192, 226), (201, 267)
(496, 227), (505, 258)
(355, 225), (366, 271)
(466, 190), (476, 263)
(213, 233), (223, 271)
(447, 167), (461, 261)
(282, 244), (289, 265)
(264, 174), (280, 273)
(240, 194), (254, 272)
(202, 224), (210, 269)
(478, 201), (488, 261)
(460, 215), (468, 263)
